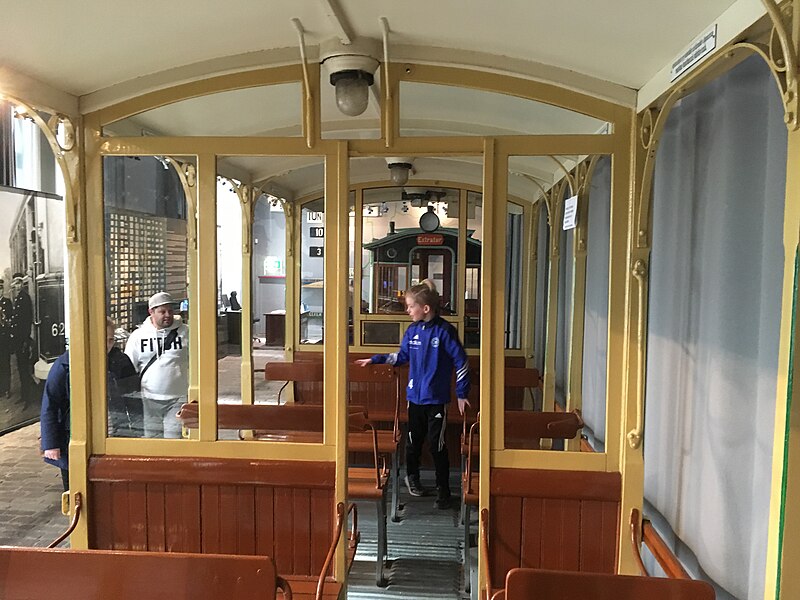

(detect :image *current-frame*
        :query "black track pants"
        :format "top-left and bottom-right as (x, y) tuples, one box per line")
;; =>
(406, 402), (450, 491)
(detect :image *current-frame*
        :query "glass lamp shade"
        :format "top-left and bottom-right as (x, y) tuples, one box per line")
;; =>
(389, 164), (410, 185)
(334, 76), (370, 116)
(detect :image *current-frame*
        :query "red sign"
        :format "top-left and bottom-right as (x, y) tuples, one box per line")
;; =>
(417, 234), (444, 246)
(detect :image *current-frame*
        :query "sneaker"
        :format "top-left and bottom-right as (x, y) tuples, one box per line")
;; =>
(435, 486), (452, 510)
(405, 474), (425, 497)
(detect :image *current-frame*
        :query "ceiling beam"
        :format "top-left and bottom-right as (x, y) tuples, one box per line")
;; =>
(318, 0), (355, 45)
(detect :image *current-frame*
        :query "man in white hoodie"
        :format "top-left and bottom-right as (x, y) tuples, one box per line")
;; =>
(125, 292), (189, 438)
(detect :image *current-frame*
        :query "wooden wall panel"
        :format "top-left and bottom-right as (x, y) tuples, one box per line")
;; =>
(490, 468), (620, 579)
(88, 456), (335, 577)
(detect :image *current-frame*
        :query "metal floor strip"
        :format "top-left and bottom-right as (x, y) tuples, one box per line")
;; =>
(347, 471), (468, 599)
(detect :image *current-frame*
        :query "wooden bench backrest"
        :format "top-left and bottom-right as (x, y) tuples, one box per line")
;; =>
(0, 546), (280, 600)
(348, 364), (399, 425)
(88, 456), (336, 578)
(502, 567), (715, 600)
(504, 367), (541, 411)
(265, 360), (324, 383)
(179, 402), (325, 432)
(503, 410), (583, 450)
(489, 468), (621, 582)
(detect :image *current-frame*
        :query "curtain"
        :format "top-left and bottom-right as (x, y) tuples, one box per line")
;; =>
(0, 101), (14, 187)
(644, 55), (786, 600)
(505, 211), (522, 349)
(581, 156), (611, 446)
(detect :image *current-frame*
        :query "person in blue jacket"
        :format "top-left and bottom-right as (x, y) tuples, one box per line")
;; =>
(355, 279), (470, 509)
(40, 318), (137, 491)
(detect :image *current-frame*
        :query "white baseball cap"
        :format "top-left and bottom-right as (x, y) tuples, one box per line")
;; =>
(148, 292), (174, 310)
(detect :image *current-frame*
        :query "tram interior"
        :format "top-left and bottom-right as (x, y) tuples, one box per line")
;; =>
(1, 2), (799, 600)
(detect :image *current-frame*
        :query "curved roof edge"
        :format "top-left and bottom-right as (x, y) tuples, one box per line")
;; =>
(79, 43), (637, 115)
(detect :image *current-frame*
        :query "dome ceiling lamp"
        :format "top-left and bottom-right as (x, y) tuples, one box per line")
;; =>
(385, 157), (415, 185)
(320, 37), (381, 117)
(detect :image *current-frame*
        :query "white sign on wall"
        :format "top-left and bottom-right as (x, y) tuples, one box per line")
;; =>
(306, 211), (323, 224)
(563, 195), (578, 230)
(263, 256), (284, 276)
(671, 24), (717, 82)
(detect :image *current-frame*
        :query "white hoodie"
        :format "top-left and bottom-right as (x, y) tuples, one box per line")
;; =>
(125, 317), (189, 400)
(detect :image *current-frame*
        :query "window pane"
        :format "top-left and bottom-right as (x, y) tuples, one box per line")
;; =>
(104, 155), (191, 439)
(300, 197), (325, 345)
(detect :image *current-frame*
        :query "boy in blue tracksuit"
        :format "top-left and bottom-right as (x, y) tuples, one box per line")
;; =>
(355, 279), (470, 509)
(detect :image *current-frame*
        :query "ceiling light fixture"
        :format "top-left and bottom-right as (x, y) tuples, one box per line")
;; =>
(386, 157), (414, 185)
(320, 37), (380, 117)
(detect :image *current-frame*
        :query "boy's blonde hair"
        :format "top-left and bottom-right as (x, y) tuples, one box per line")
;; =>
(406, 279), (440, 312)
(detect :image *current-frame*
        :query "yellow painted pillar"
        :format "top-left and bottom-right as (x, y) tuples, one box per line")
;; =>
(616, 108), (646, 574)
(196, 154), (218, 440)
(766, 126), (800, 600)
(323, 142), (349, 580)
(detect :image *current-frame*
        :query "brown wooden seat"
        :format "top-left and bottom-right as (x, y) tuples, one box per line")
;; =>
(87, 456), (350, 600)
(462, 409), (585, 594)
(347, 411), (390, 587)
(178, 403), (388, 588)
(177, 402), (324, 437)
(265, 360), (325, 404)
(348, 363), (402, 522)
(261, 360), (402, 523)
(0, 546), (292, 600)
(492, 567), (716, 600)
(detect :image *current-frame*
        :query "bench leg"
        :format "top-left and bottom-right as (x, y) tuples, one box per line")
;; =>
(459, 455), (466, 525)
(463, 501), (471, 594)
(377, 495), (388, 587)
(390, 450), (400, 522)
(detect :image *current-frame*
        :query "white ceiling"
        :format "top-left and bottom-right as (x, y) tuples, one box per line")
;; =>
(1, 0), (756, 194)
(1, 0), (740, 101)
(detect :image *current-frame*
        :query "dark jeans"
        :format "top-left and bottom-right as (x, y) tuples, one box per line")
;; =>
(406, 402), (450, 491)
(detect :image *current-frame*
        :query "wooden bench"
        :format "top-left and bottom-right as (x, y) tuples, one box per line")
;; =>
(177, 403), (390, 588)
(480, 506), (713, 600)
(264, 361), (402, 522)
(491, 567), (715, 600)
(177, 402), (325, 443)
(0, 546), (293, 600)
(88, 456), (348, 599)
(461, 409), (584, 593)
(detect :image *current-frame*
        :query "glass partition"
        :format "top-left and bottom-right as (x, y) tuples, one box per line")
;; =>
(464, 191), (483, 348)
(216, 177), (243, 415)
(360, 186), (461, 315)
(103, 155), (191, 439)
(503, 154), (610, 451)
(300, 197), (325, 345)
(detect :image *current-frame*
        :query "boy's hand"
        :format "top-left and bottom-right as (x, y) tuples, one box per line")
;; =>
(354, 358), (372, 367)
(457, 398), (470, 415)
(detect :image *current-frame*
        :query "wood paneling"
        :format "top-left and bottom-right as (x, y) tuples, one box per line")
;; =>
(88, 456), (335, 577)
(490, 468), (620, 581)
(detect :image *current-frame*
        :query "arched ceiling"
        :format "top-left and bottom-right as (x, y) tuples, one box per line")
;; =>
(0, 0), (762, 196)
(1, 0), (744, 107)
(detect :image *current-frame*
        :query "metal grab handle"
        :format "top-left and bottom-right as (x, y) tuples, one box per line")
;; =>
(628, 259), (648, 449)
(48, 492), (82, 548)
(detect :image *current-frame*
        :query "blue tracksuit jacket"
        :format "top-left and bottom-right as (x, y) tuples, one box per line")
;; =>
(371, 316), (470, 405)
